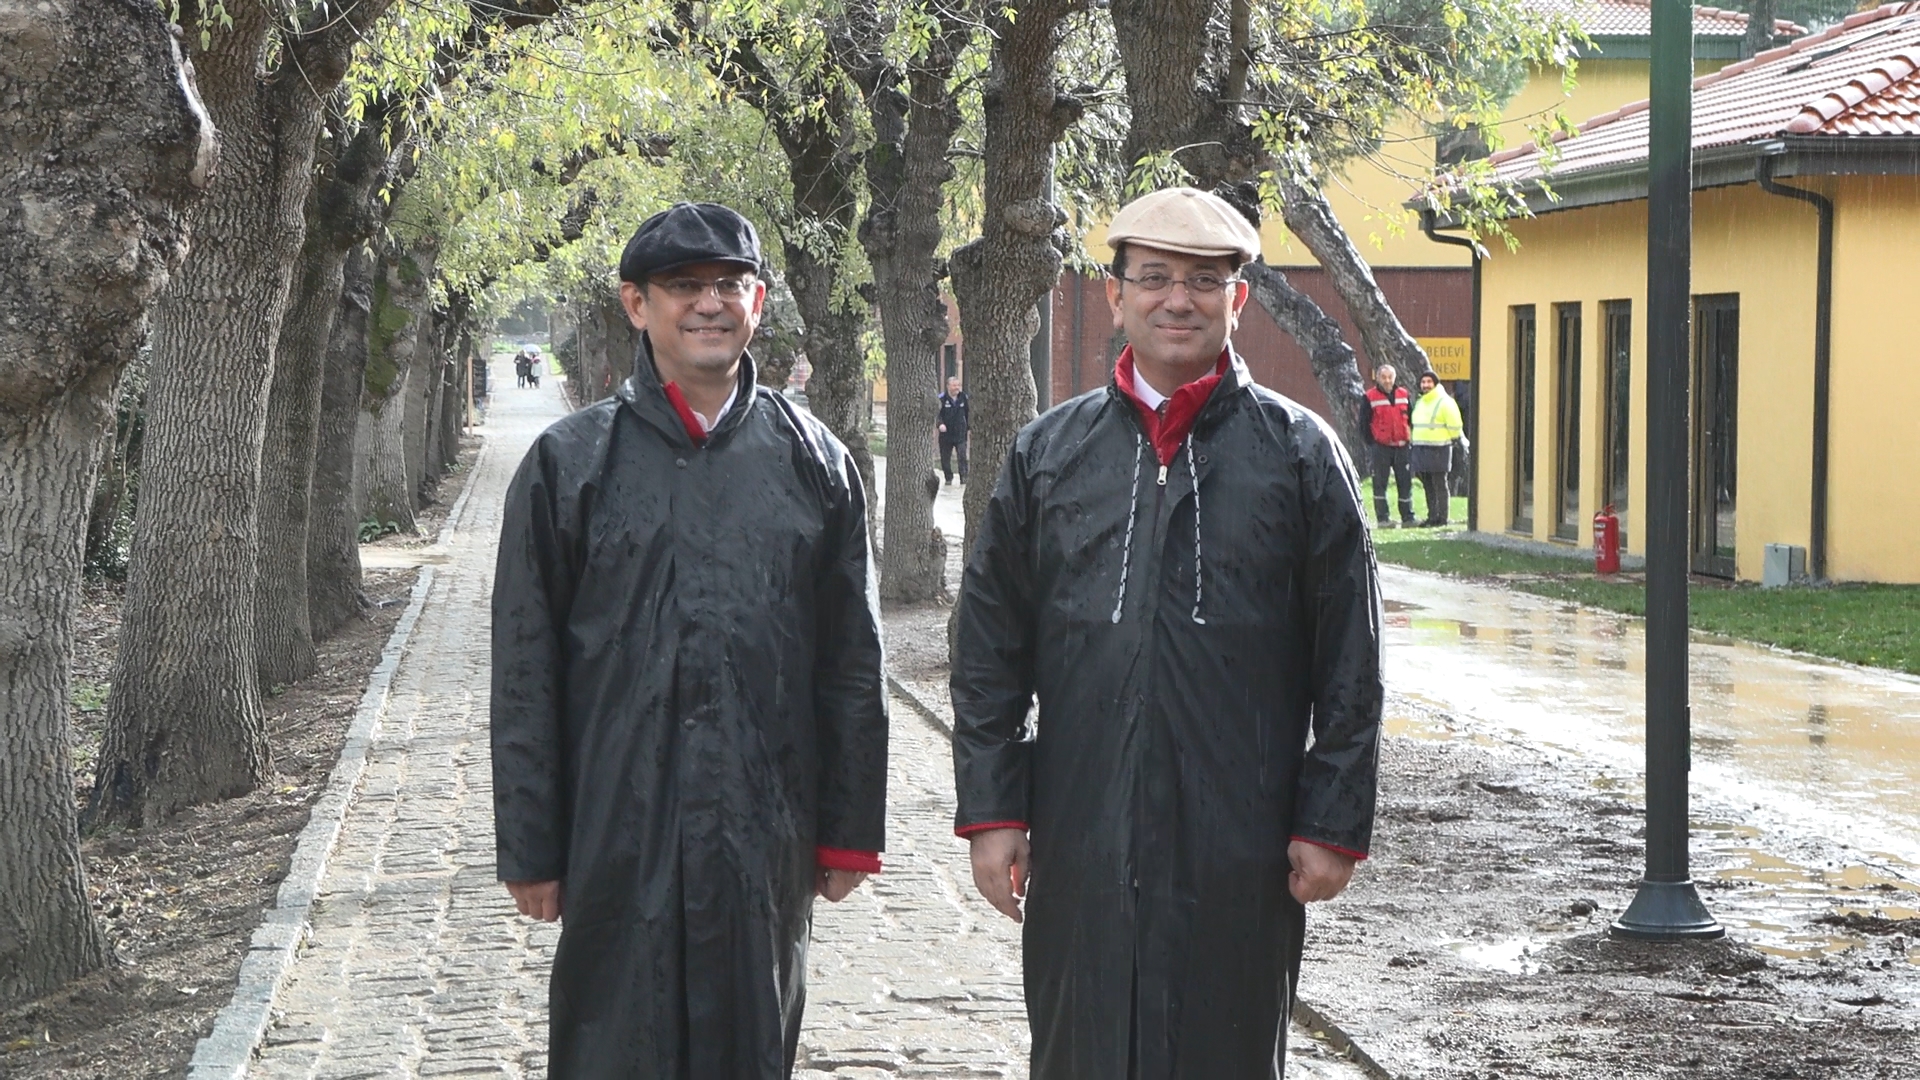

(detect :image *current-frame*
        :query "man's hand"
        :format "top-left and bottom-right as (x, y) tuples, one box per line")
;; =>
(1288, 841), (1358, 904)
(506, 879), (563, 921)
(816, 868), (868, 902)
(939, 424), (947, 433)
(969, 828), (1030, 923)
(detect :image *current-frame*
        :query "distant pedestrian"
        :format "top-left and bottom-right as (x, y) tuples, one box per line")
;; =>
(953, 185), (1382, 1078)
(514, 349), (531, 388)
(491, 201), (888, 1078)
(937, 374), (969, 484)
(525, 345), (542, 388)
(1364, 363), (1416, 528)
(1411, 371), (1465, 527)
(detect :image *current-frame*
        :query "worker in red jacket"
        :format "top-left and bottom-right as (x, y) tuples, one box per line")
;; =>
(1365, 363), (1415, 527)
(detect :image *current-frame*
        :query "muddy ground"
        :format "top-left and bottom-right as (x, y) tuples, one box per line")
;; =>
(1, 442), (476, 1080)
(885, 596), (1919, 1080)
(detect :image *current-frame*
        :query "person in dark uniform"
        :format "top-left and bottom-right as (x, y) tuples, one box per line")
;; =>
(491, 202), (888, 1079)
(938, 375), (969, 484)
(953, 186), (1382, 1078)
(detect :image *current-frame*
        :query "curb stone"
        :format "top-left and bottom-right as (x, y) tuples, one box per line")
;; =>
(882, 672), (1396, 1080)
(184, 450), (489, 1079)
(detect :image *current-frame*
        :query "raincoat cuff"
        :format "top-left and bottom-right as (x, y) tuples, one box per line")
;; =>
(955, 820), (1028, 839)
(1292, 836), (1368, 861)
(816, 846), (882, 874)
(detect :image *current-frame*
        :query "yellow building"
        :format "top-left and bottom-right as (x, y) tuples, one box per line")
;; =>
(1443, 2), (1920, 583)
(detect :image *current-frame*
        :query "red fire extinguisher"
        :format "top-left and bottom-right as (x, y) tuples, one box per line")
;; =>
(1593, 505), (1621, 575)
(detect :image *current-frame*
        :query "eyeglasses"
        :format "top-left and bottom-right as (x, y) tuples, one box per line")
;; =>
(650, 275), (758, 302)
(1117, 272), (1239, 295)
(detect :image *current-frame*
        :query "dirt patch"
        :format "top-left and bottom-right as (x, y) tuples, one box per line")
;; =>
(1302, 700), (1920, 1080)
(2, 439), (478, 1079)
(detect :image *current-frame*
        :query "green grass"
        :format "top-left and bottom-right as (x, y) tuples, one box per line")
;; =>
(1370, 529), (1920, 676)
(1357, 478), (1466, 529)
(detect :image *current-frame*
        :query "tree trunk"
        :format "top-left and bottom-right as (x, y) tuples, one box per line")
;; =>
(856, 16), (972, 605)
(1276, 177), (1433, 386)
(0, 0), (213, 1004)
(355, 240), (438, 533)
(949, 1), (1082, 560)
(91, 0), (399, 829)
(309, 245), (374, 639)
(82, 360), (146, 574)
(402, 308), (436, 507)
(419, 314), (449, 500)
(254, 227), (344, 686)
(1242, 261), (1369, 454)
(573, 281), (636, 404)
(256, 105), (401, 682)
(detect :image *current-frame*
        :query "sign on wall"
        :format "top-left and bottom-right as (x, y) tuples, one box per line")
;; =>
(1418, 337), (1472, 380)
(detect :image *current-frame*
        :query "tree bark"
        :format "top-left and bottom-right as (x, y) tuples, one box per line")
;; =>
(1744, 0), (1777, 58)
(92, 0), (399, 829)
(0, 0), (213, 1004)
(255, 107), (400, 684)
(1275, 176), (1433, 385)
(355, 240), (439, 533)
(856, 12), (972, 604)
(309, 245), (374, 639)
(1242, 261), (1368, 452)
(949, 0), (1083, 559)
(82, 359), (147, 574)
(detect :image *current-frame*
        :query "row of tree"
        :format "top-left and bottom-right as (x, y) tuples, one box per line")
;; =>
(1, 0), (1578, 1009)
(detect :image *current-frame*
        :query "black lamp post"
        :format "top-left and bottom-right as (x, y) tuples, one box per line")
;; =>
(1612, 0), (1724, 942)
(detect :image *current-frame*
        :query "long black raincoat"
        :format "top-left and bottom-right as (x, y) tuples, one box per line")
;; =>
(492, 343), (888, 1078)
(952, 352), (1382, 1078)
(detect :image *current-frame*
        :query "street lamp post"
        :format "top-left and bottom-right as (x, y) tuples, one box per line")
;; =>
(1612, 0), (1723, 941)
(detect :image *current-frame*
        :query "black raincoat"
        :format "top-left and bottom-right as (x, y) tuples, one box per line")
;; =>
(952, 352), (1382, 1078)
(492, 343), (888, 1078)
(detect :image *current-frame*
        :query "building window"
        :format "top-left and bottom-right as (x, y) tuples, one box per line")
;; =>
(1511, 305), (1537, 534)
(1552, 303), (1583, 541)
(1692, 295), (1740, 578)
(1601, 301), (1631, 549)
(943, 343), (959, 381)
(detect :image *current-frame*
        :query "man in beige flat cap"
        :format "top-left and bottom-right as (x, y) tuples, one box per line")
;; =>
(952, 186), (1382, 1077)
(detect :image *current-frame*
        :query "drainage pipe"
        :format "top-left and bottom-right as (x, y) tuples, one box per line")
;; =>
(1420, 210), (1485, 532)
(1755, 155), (1833, 582)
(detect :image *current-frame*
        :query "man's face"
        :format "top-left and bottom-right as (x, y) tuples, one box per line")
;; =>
(947, 377), (961, 396)
(1105, 246), (1248, 377)
(1376, 367), (1396, 391)
(619, 260), (766, 378)
(1420, 375), (1437, 395)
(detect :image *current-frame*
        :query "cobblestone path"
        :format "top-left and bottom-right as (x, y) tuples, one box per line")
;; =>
(250, 375), (1363, 1079)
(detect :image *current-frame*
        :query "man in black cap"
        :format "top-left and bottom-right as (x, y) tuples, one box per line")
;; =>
(491, 201), (889, 1078)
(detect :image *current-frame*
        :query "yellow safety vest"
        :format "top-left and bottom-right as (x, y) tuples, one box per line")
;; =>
(1410, 388), (1464, 446)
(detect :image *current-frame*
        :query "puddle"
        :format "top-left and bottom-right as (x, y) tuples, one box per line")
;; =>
(1378, 565), (1920, 870)
(1701, 843), (1920, 963)
(1442, 936), (1548, 975)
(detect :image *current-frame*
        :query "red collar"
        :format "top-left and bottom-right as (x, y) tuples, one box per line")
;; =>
(1115, 346), (1229, 466)
(662, 382), (710, 446)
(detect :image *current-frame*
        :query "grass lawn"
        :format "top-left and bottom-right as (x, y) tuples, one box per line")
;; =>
(1364, 497), (1920, 676)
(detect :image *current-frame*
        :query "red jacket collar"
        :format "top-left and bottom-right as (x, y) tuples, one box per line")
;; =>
(1114, 346), (1229, 466)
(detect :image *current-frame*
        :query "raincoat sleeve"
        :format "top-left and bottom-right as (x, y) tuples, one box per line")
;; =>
(810, 452), (889, 865)
(951, 438), (1038, 836)
(491, 437), (581, 883)
(1291, 425), (1384, 858)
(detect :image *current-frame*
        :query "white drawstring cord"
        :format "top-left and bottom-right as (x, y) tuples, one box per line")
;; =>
(1111, 437), (1145, 623)
(1187, 434), (1206, 624)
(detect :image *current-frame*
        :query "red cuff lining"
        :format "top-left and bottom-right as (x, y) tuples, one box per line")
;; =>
(955, 820), (1028, 839)
(1292, 836), (1368, 861)
(815, 846), (882, 874)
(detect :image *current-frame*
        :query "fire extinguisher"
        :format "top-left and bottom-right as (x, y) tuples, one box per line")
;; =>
(1593, 505), (1621, 575)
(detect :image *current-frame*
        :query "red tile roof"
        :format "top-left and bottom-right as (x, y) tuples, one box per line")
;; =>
(1490, 3), (1920, 185)
(1532, 0), (1806, 39)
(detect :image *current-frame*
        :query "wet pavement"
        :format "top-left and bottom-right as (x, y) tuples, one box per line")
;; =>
(1378, 563), (1920, 960)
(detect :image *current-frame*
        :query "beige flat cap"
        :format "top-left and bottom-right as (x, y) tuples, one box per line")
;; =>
(1106, 187), (1262, 262)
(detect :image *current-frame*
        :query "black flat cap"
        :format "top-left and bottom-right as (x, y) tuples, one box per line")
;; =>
(618, 202), (764, 283)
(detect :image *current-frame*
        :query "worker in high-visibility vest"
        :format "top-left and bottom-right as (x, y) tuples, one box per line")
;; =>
(1410, 371), (1466, 527)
